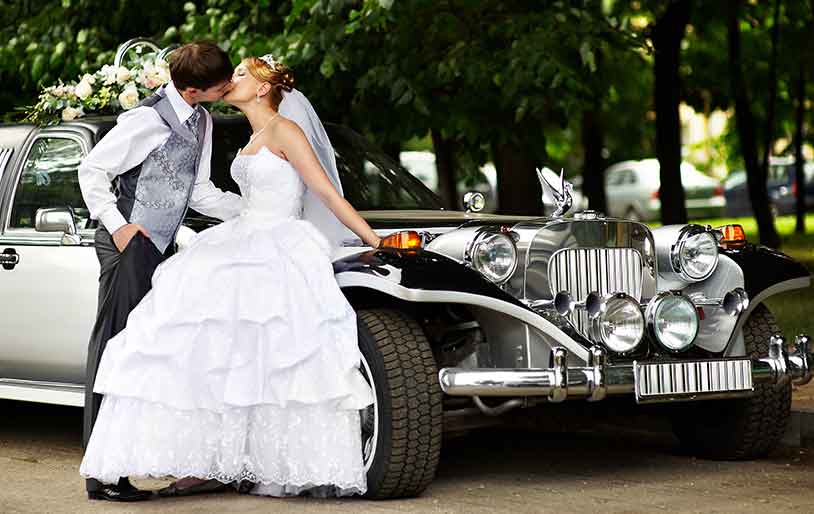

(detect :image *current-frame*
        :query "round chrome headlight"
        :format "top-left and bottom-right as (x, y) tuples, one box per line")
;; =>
(646, 292), (699, 352)
(468, 232), (517, 284)
(586, 292), (645, 353)
(671, 226), (718, 281)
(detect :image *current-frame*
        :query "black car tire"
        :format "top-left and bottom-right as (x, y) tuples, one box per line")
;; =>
(671, 304), (791, 460)
(358, 309), (443, 499)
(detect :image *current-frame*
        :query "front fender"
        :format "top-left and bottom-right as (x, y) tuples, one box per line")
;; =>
(333, 249), (592, 362)
(724, 244), (811, 353)
(723, 244), (810, 305)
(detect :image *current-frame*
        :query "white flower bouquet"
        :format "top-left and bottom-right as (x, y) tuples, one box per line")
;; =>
(24, 53), (171, 125)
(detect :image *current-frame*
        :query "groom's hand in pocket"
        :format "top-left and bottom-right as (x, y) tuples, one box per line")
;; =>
(112, 224), (150, 253)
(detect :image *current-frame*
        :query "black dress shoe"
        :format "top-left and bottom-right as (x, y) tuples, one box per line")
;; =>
(88, 484), (152, 502)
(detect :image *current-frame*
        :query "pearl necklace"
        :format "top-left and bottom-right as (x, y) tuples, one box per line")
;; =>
(248, 112), (281, 145)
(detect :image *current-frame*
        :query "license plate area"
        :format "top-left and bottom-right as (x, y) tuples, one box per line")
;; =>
(633, 359), (753, 404)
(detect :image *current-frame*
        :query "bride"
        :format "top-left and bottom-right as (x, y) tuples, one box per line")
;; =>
(79, 55), (380, 497)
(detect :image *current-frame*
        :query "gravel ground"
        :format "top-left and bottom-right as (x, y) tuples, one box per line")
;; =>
(1, 399), (813, 514)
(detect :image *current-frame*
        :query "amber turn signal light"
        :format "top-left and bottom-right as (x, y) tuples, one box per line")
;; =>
(379, 230), (423, 250)
(717, 224), (747, 250)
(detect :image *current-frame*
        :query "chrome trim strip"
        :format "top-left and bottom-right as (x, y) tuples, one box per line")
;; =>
(727, 276), (812, 349)
(0, 147), (13, 175)
(335, 271), (591, 361)
(0, 378), (84, 407)
(0, 229), (95, 246)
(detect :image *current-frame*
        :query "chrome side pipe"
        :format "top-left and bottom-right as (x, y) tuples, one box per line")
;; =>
(438, 333), (813, 403)
(755, 334), (812, 387)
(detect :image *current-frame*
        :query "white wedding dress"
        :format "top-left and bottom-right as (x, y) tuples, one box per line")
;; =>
(80, 147), (373, 497)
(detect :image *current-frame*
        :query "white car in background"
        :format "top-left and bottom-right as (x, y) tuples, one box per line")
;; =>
(604, 159), (726, 221)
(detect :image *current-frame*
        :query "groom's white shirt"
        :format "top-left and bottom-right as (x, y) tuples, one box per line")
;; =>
(78, 81), (242, 236)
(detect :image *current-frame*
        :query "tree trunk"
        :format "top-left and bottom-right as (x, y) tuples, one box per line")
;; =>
(726, 0), (781, 247)
(653, 0), (692, 225)
(492, 140), (544, 216)
(381, 141), (402, 163)
(794, 56), (807, 233)
(581, 108), (607, 213)
(431, 129), (458, 210)
(760, 0), (782, 216)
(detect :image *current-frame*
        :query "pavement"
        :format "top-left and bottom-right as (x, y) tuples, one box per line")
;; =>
(1, 399), (814, 514)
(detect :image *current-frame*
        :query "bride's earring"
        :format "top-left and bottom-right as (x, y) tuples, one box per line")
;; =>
(256, 94), (261, 104)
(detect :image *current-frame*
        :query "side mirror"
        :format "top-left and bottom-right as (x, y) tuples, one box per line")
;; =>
(35, 207), (81, 245)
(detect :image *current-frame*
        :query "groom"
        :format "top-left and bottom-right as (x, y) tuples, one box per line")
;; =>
(78, 41), (242, 502)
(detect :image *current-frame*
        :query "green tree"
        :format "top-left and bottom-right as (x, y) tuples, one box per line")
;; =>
(0, 0), (189, 117)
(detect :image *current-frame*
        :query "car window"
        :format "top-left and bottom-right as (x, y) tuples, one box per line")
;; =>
(7, 137), (89, 230)
(768, 164), (791, 184)
(606, 170), (624, 186)
(206, 118), (443, 211)
(725, 171), (746, 188)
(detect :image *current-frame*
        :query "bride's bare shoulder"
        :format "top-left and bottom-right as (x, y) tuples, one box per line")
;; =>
(271, 116), (306, 141)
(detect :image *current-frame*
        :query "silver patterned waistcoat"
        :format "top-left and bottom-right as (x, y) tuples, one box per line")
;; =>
(113, 87), (206, 253)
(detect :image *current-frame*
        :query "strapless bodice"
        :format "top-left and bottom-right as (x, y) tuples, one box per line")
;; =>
(230, 147), (305, 220)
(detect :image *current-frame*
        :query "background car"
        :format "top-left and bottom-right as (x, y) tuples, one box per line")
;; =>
(604, 159), (726, 221)
(724, 156), (814, 217)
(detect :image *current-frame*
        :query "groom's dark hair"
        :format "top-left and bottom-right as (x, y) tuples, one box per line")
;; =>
(169, 41), (233, 91)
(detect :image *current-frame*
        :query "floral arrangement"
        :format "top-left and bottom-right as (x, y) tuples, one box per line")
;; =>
(24, 53), (171, 125)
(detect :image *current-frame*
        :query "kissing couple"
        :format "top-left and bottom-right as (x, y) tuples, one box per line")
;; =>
(78, 41), (380, 501)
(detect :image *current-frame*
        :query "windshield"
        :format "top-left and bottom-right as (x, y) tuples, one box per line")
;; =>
(208, 116), (443, 211)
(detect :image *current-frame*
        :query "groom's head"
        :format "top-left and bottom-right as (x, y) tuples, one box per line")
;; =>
(169, 42), (233, 103)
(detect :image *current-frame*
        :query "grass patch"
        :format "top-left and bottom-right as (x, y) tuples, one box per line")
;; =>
(652, 214), (814, 338)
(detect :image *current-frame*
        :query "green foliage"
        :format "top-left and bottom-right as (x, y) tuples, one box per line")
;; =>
(0, 0), (188, 118)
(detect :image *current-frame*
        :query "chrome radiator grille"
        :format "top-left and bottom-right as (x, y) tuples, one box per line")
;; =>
(547, 248), (644, 339)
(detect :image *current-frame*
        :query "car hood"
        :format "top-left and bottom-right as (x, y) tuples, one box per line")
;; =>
(184, 209), (541, 233)
(359, 210), (540, 229)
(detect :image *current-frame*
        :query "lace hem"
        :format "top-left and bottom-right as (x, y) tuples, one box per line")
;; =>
(80, 396), (368, 496)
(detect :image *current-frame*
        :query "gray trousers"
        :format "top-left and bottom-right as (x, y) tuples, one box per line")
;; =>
(83, 228), (171, 492)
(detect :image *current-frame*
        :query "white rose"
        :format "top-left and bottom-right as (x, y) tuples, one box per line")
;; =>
(155, 66), (170, 86)
(52, 85), (66, 98)
(81, 73), (96, 85)
(74, 79), (93, 100)
(116, 66), (132, 84)
(61, 106), (84, 121)
(100, 64), (117, 85)
(118, 85), (140, 110)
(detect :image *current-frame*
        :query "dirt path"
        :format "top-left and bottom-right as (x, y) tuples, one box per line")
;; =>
(1, 400), (813, 514)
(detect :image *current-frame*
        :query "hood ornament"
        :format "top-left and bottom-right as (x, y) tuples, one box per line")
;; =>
(536, 167), (573, 217)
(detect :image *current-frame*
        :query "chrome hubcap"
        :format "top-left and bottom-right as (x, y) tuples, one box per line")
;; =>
(359, 353), (378, 471)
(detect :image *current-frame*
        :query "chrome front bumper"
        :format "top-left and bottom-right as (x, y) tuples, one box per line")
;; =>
(438, 334), (812, 404)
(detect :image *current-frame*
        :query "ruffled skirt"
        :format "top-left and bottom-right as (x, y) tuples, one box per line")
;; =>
(79, 215), (373, 496)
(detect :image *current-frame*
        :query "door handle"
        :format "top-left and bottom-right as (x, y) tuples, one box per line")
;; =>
(1, 249), (19, 270)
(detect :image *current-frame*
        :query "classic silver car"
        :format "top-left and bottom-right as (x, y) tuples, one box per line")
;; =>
(0, 114), (811, 500)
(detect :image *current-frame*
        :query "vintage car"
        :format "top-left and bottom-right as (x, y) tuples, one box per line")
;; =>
(0, 112), (812, 500)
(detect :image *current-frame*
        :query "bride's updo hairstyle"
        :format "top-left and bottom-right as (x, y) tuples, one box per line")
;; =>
(243, 56), (295, 110)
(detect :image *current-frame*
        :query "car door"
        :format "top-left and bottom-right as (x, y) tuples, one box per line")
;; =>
(604, 168), (625, 217)
(0, 129), (99, 384)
